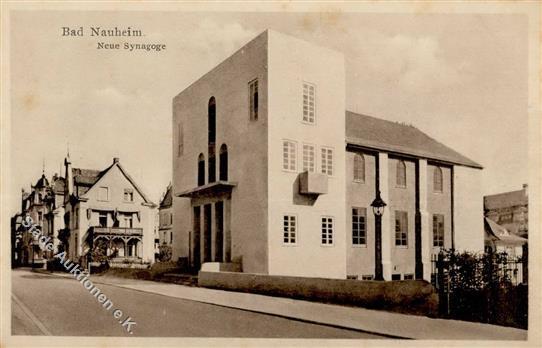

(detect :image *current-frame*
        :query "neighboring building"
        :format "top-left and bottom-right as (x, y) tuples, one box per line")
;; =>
(484, 217), (526, 257)
(14, 173), (58, 266)
(43, 174), (66, 257)
(484, 184), (529, 283)
(484, 184), (528, 239)
(158, 184), (173, 246)
(156, 184), (173, 262)
(171, 30), (484, 280)
(62, 155), (157, 266)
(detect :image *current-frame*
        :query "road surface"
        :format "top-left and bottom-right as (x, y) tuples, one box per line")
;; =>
(12, 269), (382, 338)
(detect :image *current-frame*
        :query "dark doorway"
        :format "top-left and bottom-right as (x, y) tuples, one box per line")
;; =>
(203, 204), (212, 262)
(192, 206), (201, 270)
(215, 201), (224, 262)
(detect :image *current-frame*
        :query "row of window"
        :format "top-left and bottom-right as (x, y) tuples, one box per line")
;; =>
(352, 154), (445, 192)
(97, 187), (134, 202)
(97, 211), (134, 228)
(283, 141), (334, 175)
(283, 211), (445, 248)
(283, 215), (334, 245)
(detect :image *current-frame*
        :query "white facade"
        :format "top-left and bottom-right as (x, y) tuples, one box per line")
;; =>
(171, 29), (484, 280)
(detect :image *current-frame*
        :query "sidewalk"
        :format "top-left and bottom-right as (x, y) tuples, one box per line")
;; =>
(38, 270), (527, 340)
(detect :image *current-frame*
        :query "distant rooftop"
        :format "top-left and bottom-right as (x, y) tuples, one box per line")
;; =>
(484, 185), (528, 210)
(159, 185), (172, 209)
(346, 111), (483, 169)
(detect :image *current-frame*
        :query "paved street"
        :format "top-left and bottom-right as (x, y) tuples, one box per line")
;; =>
(12, 269), (382, 338)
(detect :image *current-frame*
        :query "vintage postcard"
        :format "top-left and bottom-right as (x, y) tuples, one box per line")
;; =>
(1, 1), (540, 347)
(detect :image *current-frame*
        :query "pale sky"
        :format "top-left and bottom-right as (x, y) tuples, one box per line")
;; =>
(9, 10), (529, 216)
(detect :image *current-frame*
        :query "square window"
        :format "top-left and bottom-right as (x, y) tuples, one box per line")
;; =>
(98, 187), (109, 201)
(124, 189), (134, 202)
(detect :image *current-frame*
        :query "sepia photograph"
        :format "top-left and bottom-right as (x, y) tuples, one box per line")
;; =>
(1, 1), (540, 347)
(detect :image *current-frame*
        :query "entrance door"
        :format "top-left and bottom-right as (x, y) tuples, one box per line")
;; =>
(192, 206), (201, 270)
(215, 201), (224, 262)
(203, 204), (212, 262)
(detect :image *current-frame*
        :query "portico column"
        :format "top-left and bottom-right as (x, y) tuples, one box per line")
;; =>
(419, 159), (432, 281)
(378, 153), (392, 281)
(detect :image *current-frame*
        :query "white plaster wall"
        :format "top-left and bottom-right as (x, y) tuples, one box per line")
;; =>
(267, 30), (346, 279)
(172, 31), (269, 273)
(453, 166), (484, 253)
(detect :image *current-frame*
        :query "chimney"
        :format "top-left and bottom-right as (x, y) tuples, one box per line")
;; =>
(64, 155), (73, 198)
(113, 157), (120, 164)
(523, 183), (528, 196)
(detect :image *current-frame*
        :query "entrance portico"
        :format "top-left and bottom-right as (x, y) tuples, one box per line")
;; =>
(177, 181), (235, 271)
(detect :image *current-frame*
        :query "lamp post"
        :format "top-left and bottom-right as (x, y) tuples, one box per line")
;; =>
(371, 190), (387, 281)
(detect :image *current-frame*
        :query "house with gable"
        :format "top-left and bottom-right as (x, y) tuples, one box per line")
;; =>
(61, 155), (157, 267)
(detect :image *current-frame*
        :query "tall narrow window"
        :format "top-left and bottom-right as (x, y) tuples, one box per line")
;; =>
(208, 97), (216, 145)
(433, 166), (443, 192)
(219, 144), (228, 181)
(208, 97), (216, 183)
(353, 153), (365, 182)
(433, 214), (445, 247)
(302, 143), (315, 172)
(208, 151), (216, 183)
(396, 160), (406, 187)
(395, 211), (408, 246)
(321, 216), (334, 245)
(302, 82), (316, 123)
(249, 79), (258, 121)
(282, 140), (296, 171)
(177, 123), (184, 157)
(352, 208), (367, 245)
(321, 147), (333, 175)
(283, 215), (297, 244)
(197, 153), (205, 186)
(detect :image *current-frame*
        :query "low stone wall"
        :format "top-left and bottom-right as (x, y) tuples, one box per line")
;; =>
(199, 271), (438, 317)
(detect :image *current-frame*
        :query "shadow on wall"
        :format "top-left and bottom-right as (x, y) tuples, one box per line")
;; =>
(292, 175), (318, 206)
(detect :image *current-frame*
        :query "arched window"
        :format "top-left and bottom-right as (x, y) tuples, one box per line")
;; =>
(396, 160), (406, 187)
(208, 97), (216, 183)
(433, 166), (443, 192)
(208, 97), (216, 145)
(219, 144), (228, 181)
(197, 153), (205, 186)
(353, 153), (365, 182)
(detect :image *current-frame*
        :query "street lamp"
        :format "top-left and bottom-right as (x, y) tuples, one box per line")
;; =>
(371, 190), (387, 281)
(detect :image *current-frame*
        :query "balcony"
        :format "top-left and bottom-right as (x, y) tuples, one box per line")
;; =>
(299, 171), (328, 195)
(89, 226), (143, 237)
